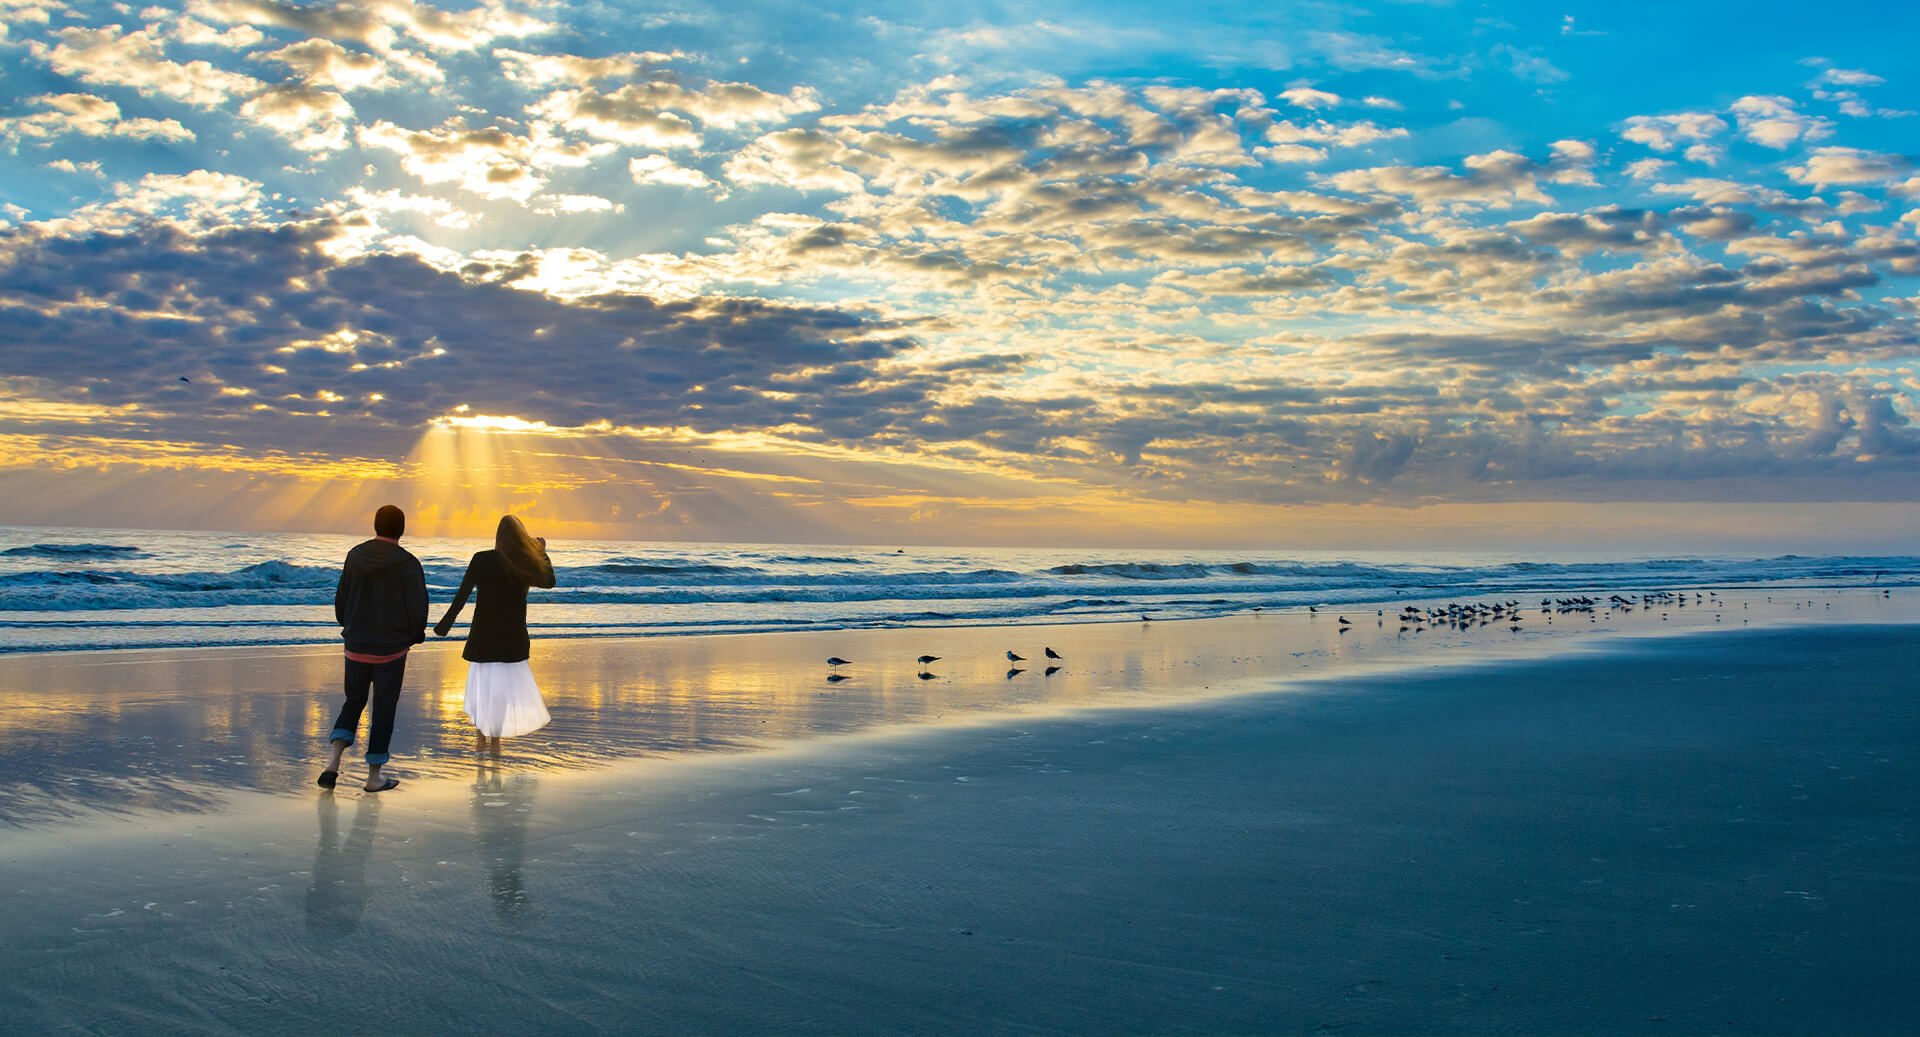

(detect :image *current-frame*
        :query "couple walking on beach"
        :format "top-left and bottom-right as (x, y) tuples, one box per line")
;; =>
(318, 505), (556, 792)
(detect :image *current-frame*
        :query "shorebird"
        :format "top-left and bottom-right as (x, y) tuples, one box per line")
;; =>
(1044, 647), (1062, 659)
(1337, 616), (1351, 625)
(1308, 605), (1319, 613)
(1006, 650), (1025, 662)
(827, 657), (851, 670)
(917, 655), (940, 665)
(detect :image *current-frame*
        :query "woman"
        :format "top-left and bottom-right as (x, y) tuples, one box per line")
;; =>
(434, 515), (556, 751)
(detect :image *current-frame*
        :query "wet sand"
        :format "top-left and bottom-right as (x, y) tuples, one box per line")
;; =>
(2, 600), (1918, 1033)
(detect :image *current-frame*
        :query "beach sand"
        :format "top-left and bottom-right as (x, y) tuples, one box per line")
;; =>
(2, 597), (1917, 1033)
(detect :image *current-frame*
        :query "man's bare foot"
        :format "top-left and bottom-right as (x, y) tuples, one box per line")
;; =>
(488, 735), (501, 756)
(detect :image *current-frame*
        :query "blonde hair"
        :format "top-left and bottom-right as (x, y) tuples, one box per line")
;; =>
(494, 514), (546, 585)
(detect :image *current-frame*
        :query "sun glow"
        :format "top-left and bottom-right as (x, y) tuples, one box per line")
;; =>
(430, 413), (578, 435)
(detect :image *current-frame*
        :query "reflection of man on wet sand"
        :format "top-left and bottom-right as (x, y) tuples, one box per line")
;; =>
(305, 793), (380, 937)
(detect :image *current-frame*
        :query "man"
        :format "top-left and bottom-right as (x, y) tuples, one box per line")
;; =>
(320, 504), (428, 792)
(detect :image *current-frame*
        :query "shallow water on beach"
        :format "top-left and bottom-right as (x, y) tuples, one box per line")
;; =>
(0, 585), (1912, 827)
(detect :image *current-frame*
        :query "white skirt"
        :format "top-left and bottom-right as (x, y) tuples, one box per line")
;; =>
(464, 661), (551, 738)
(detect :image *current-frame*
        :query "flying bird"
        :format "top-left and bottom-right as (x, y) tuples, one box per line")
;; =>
(178, 376), (190, 382)
(1044, 647), (1062, 659)
(1006, 650), (1025, 662)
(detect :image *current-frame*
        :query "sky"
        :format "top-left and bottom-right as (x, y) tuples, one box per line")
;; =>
(0, 0), (1917, 551)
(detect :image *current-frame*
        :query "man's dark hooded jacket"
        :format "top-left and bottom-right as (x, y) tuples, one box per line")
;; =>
(335, 538), (428, 655)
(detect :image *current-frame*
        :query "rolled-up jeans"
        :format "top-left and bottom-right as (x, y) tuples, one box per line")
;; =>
(331, 655), (407, 765)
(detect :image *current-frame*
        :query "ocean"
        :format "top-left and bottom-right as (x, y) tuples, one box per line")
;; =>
(1, 525), (1914, 654)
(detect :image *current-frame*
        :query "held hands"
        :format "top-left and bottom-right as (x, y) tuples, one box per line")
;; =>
(434, 620), (452, 638)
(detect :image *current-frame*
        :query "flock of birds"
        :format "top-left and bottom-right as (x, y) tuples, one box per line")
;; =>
(1353, 590), (1730, 634)
(821, 586), (1887, 681)
(826, 647), (1064, 681)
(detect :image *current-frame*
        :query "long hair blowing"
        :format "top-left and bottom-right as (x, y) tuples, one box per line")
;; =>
(494, 514), (546, 585)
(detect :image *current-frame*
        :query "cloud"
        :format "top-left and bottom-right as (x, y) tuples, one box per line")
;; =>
(23, 170), (271, 236)
(357, 117), (611, 203)
(1278, 86), (1341, 109)
(1305, 30), (1453, 77)
(1819, 68), (1884, 87)
(0, 93), (194, 143)
(724, 129), (868, 193)
(251, 38), (405, 91)
(29, 25), (265, 107)
(1317, 148), (1561, 208)
(1263, 118), (1408, 148)
(1619, 111), (1726, 152)
(1729, 94), (1833, 149)
(167, 16), (266, 48)
(1492, 43), (1569, 84)
(186, 0), (549, 52)
(530, 193), (623, 215)
(345, 185), (469, 227)
(494, 47), (683, 86)
(0, 216), (938, 458)
(1786, 147), (1913, 188)
(239, 83), (354, 150)
(629, 154), (717, 190)
(529, 79), (820, 150)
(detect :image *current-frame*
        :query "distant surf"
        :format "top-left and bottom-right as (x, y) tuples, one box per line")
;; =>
(0, 526), (1913, 653)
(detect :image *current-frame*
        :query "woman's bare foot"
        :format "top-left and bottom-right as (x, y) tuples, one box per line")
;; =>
(488, 735), (501, 756)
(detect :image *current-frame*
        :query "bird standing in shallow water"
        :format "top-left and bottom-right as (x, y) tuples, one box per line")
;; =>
(917, 655), (940, 666)
(1044, 647), (1062, 660)
(827, 657), (850, 671)
(1006, 650), (1025, 662)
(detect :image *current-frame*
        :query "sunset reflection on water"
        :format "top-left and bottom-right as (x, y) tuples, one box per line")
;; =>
(2, 589), (1911, 826)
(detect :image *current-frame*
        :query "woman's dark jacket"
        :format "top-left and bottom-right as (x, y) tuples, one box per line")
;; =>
(434, 548), (555, 663)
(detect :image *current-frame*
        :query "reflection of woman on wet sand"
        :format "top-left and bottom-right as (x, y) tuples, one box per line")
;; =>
(471, 758), (536, 922)
(435, 515), (556, 753)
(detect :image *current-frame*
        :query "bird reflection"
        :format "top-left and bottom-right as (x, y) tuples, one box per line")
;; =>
(826, 673), (851, 683)
(1045, 666), (1061, 677)
(306, 791), (380, 938)
(917, 671), (938, 680)
(1006, 667), (1024, 679)
(472, 760), (537, 924)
